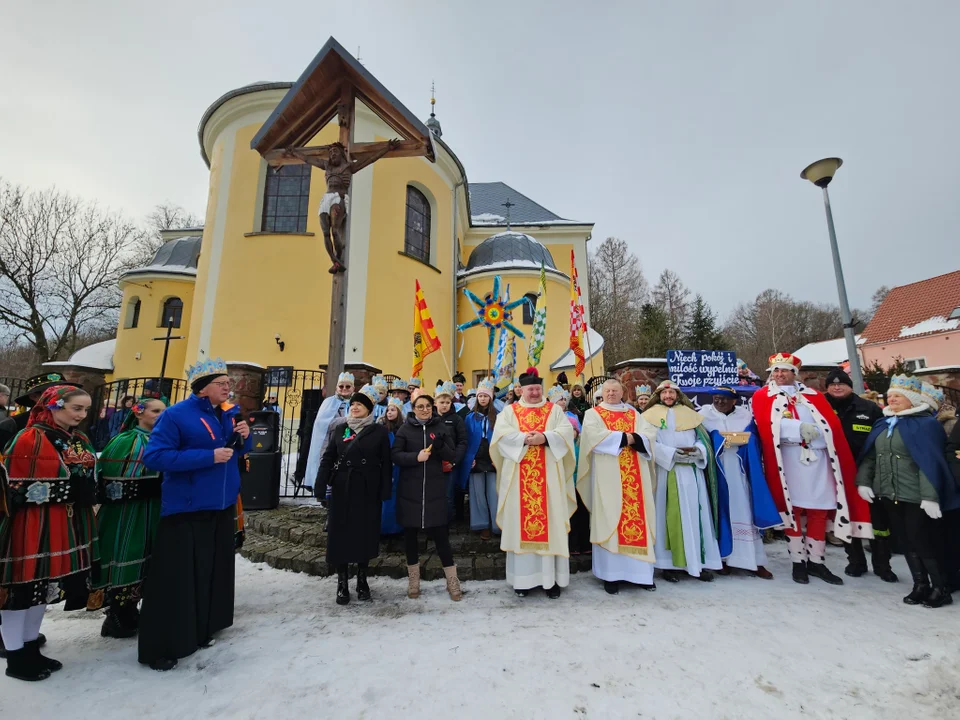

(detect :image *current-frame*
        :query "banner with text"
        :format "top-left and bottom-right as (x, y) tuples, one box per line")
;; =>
(666, 350), (738, 388)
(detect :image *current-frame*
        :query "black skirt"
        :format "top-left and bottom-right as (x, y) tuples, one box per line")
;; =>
(138, 506), (235, 665)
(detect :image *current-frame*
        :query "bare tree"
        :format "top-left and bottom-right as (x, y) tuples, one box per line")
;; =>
(651, 269), (690, 347)
(0, 179), (146, 362)
(128, 202), (204, 267)
(588, 237), (649, 365)
(870, 285), (891, 316)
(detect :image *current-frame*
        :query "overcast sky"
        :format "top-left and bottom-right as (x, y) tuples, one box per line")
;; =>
(3, 1), (958, 318)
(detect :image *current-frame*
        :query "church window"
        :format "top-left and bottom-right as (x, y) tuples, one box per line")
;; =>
(125, 296), (141, 329)
(160, 297), (183, 328)
(261, 164), (311, 233)
(404, 186), (431, 263)
(522, 293), (538, 324)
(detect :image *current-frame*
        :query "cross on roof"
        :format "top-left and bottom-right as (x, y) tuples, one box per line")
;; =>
(502, 199), (515, 229)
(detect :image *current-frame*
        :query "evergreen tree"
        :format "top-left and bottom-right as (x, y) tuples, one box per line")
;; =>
(684, 294), (726, 349)
(636, 303), (670, 357)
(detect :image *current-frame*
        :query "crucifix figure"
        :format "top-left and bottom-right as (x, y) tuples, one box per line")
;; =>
(285, 135), (400, 274)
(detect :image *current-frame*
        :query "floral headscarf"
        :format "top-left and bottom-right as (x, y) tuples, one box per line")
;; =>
(27, 385), (88, 428)
(121, 393), (168, 433)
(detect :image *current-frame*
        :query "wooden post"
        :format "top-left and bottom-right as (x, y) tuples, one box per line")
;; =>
(323, 82), (355, 399)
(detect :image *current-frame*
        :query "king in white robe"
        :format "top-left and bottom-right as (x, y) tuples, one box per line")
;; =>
(641, 401), (723, 579)
(578, 402), (659, 588)
(490, 399), (576, 592)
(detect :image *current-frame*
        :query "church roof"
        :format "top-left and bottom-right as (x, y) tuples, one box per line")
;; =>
(460, 231), (567, 280)
(198, 82), (293, 167)
(468, 182), (587, 227)
(123, 235), (202, 279)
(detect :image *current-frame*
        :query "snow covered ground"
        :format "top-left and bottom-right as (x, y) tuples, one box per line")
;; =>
(4, 544), (960, 719)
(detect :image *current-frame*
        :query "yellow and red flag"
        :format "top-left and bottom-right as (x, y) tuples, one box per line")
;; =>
(413, 280), (442, 378)
(569, 250), (586, 377)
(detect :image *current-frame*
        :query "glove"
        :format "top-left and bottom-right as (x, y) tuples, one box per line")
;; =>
(920, 500), (942, 519)
(799, 423), (820, 443)
(857, 486), (875, 504)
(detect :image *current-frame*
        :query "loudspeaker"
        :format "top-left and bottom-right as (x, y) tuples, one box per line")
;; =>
(241, 453), (281, 510)
(247, 410), (280, 454)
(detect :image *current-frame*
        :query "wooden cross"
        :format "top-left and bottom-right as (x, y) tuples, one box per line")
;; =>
(152, 317), (184, 393)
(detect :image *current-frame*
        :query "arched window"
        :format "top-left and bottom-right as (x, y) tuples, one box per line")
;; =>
(522, 292), (538, 325)
(125, 296), (141, 329)
(160, 297), (183, 328)
(404, 186), (431, 263)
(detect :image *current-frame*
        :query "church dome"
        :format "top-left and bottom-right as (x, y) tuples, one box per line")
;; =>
(123, 235), (202, 279)
(461, 231), (559, 277)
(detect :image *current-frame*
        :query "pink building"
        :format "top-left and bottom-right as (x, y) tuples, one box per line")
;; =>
(859, 269), (960, 372)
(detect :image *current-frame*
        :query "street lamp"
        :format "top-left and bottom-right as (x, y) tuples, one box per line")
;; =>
(800, 157), (864, 392)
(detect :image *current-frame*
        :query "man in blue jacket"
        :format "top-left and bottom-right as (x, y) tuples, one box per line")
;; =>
(137, 358), (251, 671)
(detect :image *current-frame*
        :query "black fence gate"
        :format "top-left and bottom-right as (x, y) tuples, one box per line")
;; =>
(89, 377), (189, 451)
(262, 369), (325, 497)
(0, 376), (29, 414)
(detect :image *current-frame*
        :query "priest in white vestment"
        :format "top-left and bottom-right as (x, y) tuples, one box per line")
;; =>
(303, 372), (355, 492)
(490, 368), (576, 598)
(578, 379), (659, 594)
(640, 380), (723, 582)
(699, 387), (780, 578)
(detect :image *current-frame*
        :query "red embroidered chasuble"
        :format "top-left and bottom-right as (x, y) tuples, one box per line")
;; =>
(513, 403), (553, 550)
(595, 407), (649, 556)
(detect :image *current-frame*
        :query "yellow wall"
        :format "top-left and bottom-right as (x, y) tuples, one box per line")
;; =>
(112, 275), (195, 380)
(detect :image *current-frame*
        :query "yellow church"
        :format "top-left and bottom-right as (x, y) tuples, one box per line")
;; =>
(93, 39), (603, 396)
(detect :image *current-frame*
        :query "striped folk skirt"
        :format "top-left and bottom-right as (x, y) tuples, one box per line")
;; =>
(87, 497), (162, 610)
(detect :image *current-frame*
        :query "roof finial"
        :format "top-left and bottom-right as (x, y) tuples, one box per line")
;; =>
(356, 46), (362, 65)
(425, 80), (442, 138)
(502, 199), (514, 230)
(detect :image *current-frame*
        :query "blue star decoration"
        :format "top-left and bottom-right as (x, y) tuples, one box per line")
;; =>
(456, 275), (530, 354)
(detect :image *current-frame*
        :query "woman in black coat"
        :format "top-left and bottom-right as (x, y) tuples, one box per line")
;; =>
(318, 387), (392, 605)
(391, 393), (462, 602)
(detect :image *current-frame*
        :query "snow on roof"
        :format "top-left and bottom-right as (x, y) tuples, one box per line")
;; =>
(899, 316), (960, 338)
(127, 263), (198, 276)
(550, 327), (605, 370)
(458, 260), (569, 278)
(914, 365), (960, 374)
(43, 339), (116, 371)
(611, 358), (668, 368)
(471, 213), (505, 224)
(793, 335), (861, 366)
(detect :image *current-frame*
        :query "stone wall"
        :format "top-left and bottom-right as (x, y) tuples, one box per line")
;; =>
(228, 362), (265, 416)
(798, 364), (841, 392)
(610, 360), (669, 403)
(319, 362), (382, 391)
(914, 366), (960, 391)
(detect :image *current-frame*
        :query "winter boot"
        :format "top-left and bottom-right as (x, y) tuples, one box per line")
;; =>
(922, 558), (953, 609)
(604, 581), (620, 595)
(698, 570), (715, 582)
(807, 561), (844, 585)
(4, 646), (51, 682)
(870, 537), (898, 583)
(1, 632), (47, 658)
(443, 565), (462, 602)
(903, 553), (931, 605)
(336, 565), (350, 606)
(844, 538), (868, 577)
(356, 563), (371, 602)
(24, 639), (61, 673)
(406, 564), (421, 599)
(792, 562), (809, 584)
(661, 570), (681, 583)
(546, 585), (562, 599)
(101, 607), (137, 639)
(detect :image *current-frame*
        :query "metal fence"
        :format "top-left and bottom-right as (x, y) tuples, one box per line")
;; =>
(0, 376), (28, 413)
(89, 377), (189, 450)
(262, 369), (325, 497)
(938, 384), (960, 411)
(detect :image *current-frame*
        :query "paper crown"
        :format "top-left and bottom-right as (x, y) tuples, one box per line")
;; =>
(547, 385), (566, 402)
(635, 384), (652, 397)
(920, 382), (944, 411)
(371, 374), (387, 389)
(408, 377), (422, 388)
(476, 378), (496, 398)
(888, 374), (924, 407)
(358, 384), (380, 405)
(338, 371), (355, 384)
(767, 353), (802, 372)
(435, 381), (457, 397)
(186, 357), (228, 386)
(391, 378), (408, 391)
(387, 396), (405, 410)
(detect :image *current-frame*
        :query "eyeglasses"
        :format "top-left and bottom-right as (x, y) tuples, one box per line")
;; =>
(414, 404), (432, 410)
(209, 380), (233, 389)
(337, 384), (352, 390)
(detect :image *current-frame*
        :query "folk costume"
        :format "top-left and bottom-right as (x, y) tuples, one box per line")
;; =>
(303, 371), (355, 492)
(490, 369), (576, 597)
(578, 400), (658, 592)
(0, 385), (99, 681)
(699, 390), (781, 574)
(751, 353), (871, 585)
(640, 382), (723, 581)
(88, 399), (164, 639)
(137, 358), (251, 671)
(856, 376), (960, 608)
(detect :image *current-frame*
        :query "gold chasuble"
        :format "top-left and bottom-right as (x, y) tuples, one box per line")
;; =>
(578, 404), (658, 561)
(490, 400), (576, 557)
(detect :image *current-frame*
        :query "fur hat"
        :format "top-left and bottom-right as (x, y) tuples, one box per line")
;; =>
(518, 367), (542, 387)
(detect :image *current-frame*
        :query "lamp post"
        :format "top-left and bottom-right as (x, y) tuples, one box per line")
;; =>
(800, 157), (864, 392)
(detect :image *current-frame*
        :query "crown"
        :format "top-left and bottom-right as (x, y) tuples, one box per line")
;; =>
(186, 357), (228, 386)
(636, 384), (652, 396)
(768, 352), (802, 370)
(371, 374), (387, 388)
(408, 377), (422, 387)
(358, 384), (380, 405)
(477, 378), (496, 395)
(387, 396), (405, 410)
(391, 378), (407, 391)
(547, 385), (566, 402)
(337, 371), (355, 384)
(920, 382), (944, 410)
(435, 381), (457, 397)
(889, 374), (923, 396)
